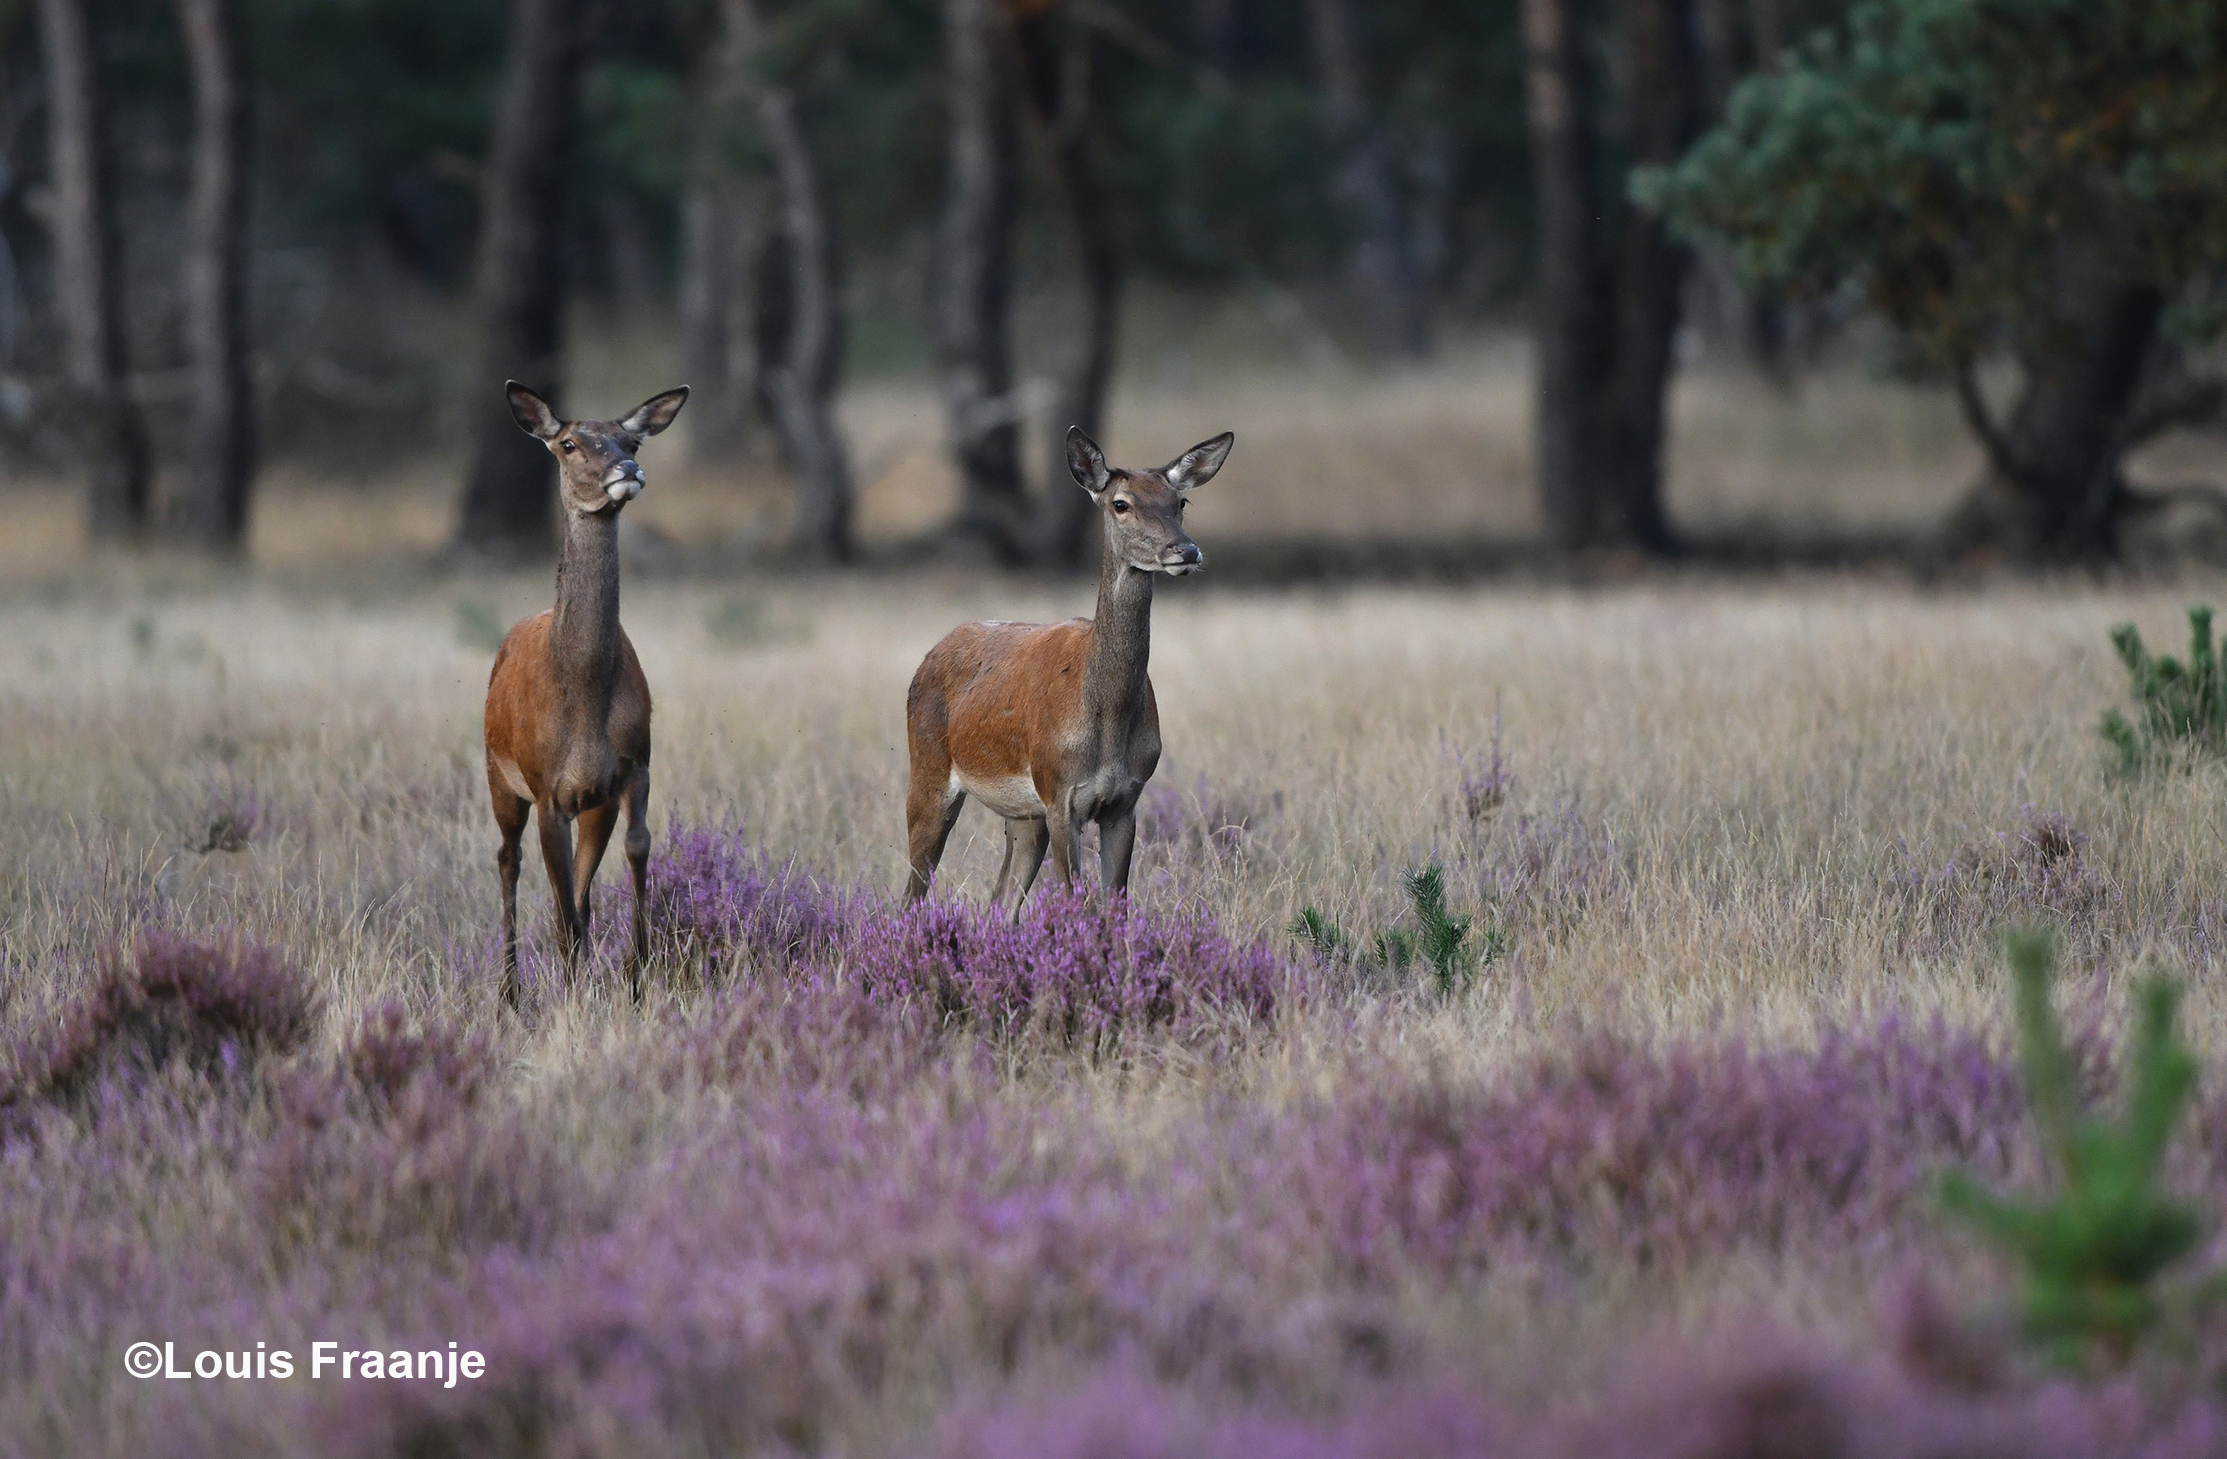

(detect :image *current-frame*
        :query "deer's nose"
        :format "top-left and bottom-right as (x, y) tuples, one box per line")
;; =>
(1161, 542), (1204, 571)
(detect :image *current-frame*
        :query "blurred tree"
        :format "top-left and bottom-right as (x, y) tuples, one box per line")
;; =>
(1642, 0), (2227, 561)
(1015, 0), (1120, 566)
(726, 0), (851, 563)
(173, 0), (255, 551)
(1304, 0), (1427, 359)
(677, 0), (773, 467)
(935, 0), (1026, 561)
(1523, 0), (1702, 555)
(36, 0), (149, 541)
(457, 0), (586, 558)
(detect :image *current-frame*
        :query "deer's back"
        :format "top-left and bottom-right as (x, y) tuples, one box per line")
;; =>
(485, 611), (652, 805)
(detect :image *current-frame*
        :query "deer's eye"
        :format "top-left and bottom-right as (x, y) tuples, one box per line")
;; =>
(1111, 499), (1130, 514)
(561, 439), (577, 453)
(1176, 497), (1187, 513)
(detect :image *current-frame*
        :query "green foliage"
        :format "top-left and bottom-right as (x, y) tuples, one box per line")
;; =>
(1940, 927), (2210, 1368)
(2098, 607), (2227, 773)
(1290, 863), (1506, 996)
(1638, 0), (2227, 372)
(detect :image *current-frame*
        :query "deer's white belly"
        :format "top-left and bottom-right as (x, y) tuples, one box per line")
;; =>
(953, 766), (1045, 820)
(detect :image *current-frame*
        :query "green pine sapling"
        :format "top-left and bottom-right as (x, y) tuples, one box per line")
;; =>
(2098, 606), (2227, 773)
(1940, 927), (2210, 1369)
(1291, 864), (1505, 995)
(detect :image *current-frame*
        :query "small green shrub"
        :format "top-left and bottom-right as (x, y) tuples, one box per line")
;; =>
(1290, 863), (1506, 996)
(2098, 606), (2227, 773)
(1940, 927), (2212, 1369)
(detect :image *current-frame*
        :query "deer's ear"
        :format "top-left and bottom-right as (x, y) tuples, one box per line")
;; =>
(620, 386), (690, 437)
(1067, 426), (1111, 498)
(1163, 432), (1234, 491)
(507, 382), (563, 441)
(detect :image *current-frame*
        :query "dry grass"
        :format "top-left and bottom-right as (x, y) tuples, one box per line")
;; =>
(7, 567), (2227, 1054)
(10, 344), (2227, 1451)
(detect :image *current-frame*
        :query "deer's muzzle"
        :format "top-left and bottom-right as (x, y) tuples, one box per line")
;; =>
(604, 463), (645, 503)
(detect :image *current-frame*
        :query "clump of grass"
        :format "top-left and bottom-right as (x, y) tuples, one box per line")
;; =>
(1940, 927), (2214, 1369)
(1291, 863), (1505, 995)
(455, 600), (509, 654)
(2099, 606), (2227, 774)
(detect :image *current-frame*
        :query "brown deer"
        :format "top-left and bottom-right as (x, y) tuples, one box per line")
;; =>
(483, 381), (688, 1005)
(904, 426), (1234, 911)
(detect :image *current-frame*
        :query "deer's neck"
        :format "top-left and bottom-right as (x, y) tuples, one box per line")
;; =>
(550, 509), (623, 724)
(1082, 546), (1153, 739)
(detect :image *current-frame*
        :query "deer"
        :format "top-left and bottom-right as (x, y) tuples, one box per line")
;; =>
(482, 380), (688, 1007)
(904, 425), (1234, 912)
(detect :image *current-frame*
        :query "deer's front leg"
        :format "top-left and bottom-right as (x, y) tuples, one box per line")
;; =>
(535, 801), (583, 962)
(1097, 806), (1137, 896)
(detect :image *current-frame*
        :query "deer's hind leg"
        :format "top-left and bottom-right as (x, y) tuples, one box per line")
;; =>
(573, 801), (619, 941)
(489, 766), (531, 1009)
(905, 763), (966, 902)
(623, 768), (651, 999)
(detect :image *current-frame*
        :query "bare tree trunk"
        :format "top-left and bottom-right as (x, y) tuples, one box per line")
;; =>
(1952, 267), (2164, 562)
(725, 0), (852, 564)
(1598, 0), (1701, 551)
(457, 0), (584, 558)
(678, 26), (772, 468)
(677, 181), (772, 463)
(1305, 0), (1427, 360)
(37, 0), (149, 541)
(1521, 0), (1607, 551)
(173, 0), (254, 551)
(935, 0), (1025, 559)
(1014, 4), (1121, 567)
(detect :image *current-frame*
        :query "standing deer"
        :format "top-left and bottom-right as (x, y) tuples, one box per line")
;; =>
(483, 381), (688, 1006)
(905, 426), (1234, 911)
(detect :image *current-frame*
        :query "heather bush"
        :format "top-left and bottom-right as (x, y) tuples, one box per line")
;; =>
(645, 823), (1284, 1049)
(2100, 607), (2227, 774)
(257, 1005), (571, 1259)
(1893, 807), (2117, 959)
(848, 883), (1281, 1050)
(0, 933), (314, 1123)
(1942, 928), (2216, 1368)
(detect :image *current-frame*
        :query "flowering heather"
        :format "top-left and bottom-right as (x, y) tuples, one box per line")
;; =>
(1135, 769), (1284, 863)
(644, 823), (1284, 1045)
(1893, 806), (2118, 958)
(644, 823), (859, 971)
(0, 932), (314, 1121)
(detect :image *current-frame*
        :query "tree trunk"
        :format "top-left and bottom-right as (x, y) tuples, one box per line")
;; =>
(935, 0), (1026, 559)
(38, 0), (150, 542)
(1954, 275), (2164, 561)
(173, 0), (254, 551)
(457, 0), (584, 558)
(677, 179), (772, 464)
(1521, 0), (1608, 551)
(1304, 0), (1428, 360)
(1014, 3), (1121, 567)
(678, 23), (773, 469)
(1598, 0), (1701, 551)
(725, 0), (852, 564)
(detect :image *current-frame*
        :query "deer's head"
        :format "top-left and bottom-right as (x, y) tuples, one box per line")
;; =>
(507, 382), (690, 518)
(1067, 426), (1233, 576)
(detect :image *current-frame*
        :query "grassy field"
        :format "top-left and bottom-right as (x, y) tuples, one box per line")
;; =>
(8, 344), (2227, 1453)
